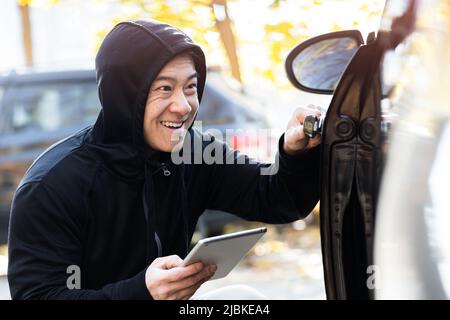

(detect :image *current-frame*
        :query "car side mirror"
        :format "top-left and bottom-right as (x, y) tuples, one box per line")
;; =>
(285, 30), (364, 95)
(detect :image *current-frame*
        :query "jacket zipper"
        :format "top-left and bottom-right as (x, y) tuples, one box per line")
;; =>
(152, 162), (171, 177)
(161, 163), (171, 176)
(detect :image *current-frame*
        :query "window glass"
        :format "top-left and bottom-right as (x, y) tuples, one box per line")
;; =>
(198, 84), (235, 125)
(80, 83), (101, 123)
(0, 85), (4, 103)
(0, 85), (5, 132)
(11, 82), (100, 133)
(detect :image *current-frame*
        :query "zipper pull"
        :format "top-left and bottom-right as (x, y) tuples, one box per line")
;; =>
(161, 163), (171, 176)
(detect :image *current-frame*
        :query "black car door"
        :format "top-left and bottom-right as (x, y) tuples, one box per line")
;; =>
(284, 0), (417, 299)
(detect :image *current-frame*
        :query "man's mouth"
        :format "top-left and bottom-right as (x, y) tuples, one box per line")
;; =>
(160, 121), (185, 129)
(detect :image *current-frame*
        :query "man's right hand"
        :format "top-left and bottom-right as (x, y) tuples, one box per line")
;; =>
(145, 255), (217, 300)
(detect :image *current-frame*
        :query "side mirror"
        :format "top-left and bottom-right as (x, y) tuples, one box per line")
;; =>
(285, 30), (364, 94)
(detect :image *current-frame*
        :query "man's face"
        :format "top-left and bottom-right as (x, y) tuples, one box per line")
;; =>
(144, 54), (199, 152)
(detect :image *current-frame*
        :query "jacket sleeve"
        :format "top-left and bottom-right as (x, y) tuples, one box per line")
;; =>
(204, 133), (320, 223)
(7, 182), (151, 300)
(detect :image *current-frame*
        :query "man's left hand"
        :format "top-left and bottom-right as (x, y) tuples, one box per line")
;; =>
(283, 105), (323, 156)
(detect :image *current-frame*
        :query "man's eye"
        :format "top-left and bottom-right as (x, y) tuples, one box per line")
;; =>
(185, 84), (198, 96)
(186, 83), (197, 91)
(158, 86), (172, 92)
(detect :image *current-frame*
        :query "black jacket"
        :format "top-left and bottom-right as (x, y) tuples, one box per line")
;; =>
(7, 20), (320, 300)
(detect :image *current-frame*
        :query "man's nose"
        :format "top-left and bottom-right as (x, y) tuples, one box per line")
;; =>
(169, 91), (191, 115)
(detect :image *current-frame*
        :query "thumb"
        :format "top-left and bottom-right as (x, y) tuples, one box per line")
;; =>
(160, 255), (183, 270)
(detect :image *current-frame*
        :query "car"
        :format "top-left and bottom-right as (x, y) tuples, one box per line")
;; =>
(0, 68), (270, 243)
(284, 0), (450, 299)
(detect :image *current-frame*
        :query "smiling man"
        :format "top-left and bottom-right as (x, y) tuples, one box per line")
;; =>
(143, 53), (199, 153)
(8, 20), (321, 300)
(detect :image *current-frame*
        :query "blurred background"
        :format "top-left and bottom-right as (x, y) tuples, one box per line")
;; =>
(0, 0), (385, 299)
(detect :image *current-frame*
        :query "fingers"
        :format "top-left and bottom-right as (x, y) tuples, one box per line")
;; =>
(165, 265), (217, 299)
(291, 125), (307, 141)
(284, 126), (309, 154)
(293, 105), (323, 124)
(308, 134), (321, 148)
(292, 107), (308, 125)
(164, 261), (206, 282)
(168, 278), (205, 301)
(146, 261), (217, 300)
(179, 273), (215, 300)
(286, 126), (307, 146)
(284, 104), (324, 154)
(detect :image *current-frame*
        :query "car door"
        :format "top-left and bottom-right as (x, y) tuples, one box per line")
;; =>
(284, 0), (417, 299)
(0, 76), (18, 243)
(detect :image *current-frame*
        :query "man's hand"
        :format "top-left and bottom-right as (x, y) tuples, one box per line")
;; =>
(145, 255), (217, 300)
(283, 105), (323, 156)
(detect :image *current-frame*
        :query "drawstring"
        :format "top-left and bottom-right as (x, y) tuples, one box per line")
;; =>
(142, 161), (171, 263)
(154, 232), (162, 257)
(142, 163), (157, 264)
(179, 165), (190, 256)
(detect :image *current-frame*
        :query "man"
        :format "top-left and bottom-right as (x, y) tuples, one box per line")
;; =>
(7, 20), (321, 300)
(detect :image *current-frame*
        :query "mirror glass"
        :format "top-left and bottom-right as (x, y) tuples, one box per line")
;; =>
(291, 37), (359, 92)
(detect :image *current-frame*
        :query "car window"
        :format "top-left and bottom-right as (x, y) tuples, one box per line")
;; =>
(198, 84), (235, 125)
(198, 84), (261, 125)
(10, 82), (100, 133)
(0, 85), (4, 103)
(0, 85), (5, 133)
(79, 83), (101, 123)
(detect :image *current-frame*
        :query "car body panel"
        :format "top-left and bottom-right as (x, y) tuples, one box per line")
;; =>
(375, 0), (450, 299)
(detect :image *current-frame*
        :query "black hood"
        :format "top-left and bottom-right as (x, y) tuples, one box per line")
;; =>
(90, 20), (206, 172)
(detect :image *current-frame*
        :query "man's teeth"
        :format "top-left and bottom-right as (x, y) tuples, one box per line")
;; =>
(161, 121), (184, 129)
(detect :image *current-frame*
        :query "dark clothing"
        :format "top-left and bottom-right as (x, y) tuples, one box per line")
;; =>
(7, 20), (320, 300)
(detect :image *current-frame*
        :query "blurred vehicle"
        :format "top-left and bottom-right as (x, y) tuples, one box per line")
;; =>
(0, 68), (270, 244)
(285, 0), (450, 299)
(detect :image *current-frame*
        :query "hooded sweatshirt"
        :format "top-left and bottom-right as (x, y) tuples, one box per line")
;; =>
(7, 20), (320, 300)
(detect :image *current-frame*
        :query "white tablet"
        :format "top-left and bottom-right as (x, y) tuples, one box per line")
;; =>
(181, 227), (267, 281)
